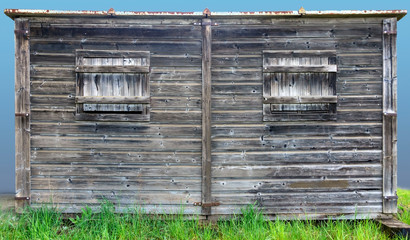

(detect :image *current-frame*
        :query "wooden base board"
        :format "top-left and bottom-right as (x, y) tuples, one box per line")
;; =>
(379, 217), (410, 238)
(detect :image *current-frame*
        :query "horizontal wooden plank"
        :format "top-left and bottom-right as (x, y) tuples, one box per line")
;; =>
(212, 177), (382, 192)
(76, 96), (150, 104)
(263, 109), (382, 122)
(30, 203), (202, 215)
(213, 18), (384, 26)
(264, 96), (338, 104)
(212, 38), (382, 54)
(212, 82), (262, 95)
(75, 65), (150, 73)
(32, 176), (201, 191)
(210, 204), (382, 215)
(30, 17), (200, 25)
(263, 50), (336, 58)
(151, 96), (201, 109)
(213, 110), (262, 123)
(212, 95), (379, 110)
(212, 96), (262, 110)
(211, 136), (382, 151)
(76, 50), (150, 58)
(31, 190), (201, 205)
(31, 40), (202, 55)
(31, 66), (75, 80)
(338, 53), (382, 67)
(31, 53), (202, 67)
(31, 164), (201, 177)
(74, 112), (150, 122)
(337, 81), (382, 95)
(263, 65), (337, 73)
(31, 52), (75, 66)
(211, 68), (262, 81)
(151, 82), (202, 96)
(151, 54), (201, 67)
(337, 95), (382, 108)
(31, 150), (201, 165)
(31, 25), (202, 39)
(31, 135), (201, 150)
(212, 123), (382, 137)
(212, 55), (262, 67)
(31, 81), (75, 95)
(336, 109), (382, 122)
(31, 122), (201, 136)
(212, 149), (382, 165)
(151, 68), (202, 81)
(212, 191), (382, 205)
(212, 164), (382, 178)
(212, 25), (381, 39)
(211, 53), (382, 69)
(151, 110), (201, 123)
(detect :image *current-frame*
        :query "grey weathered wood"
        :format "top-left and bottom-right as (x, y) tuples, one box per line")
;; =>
(201, 17), (212, 216)
(382, 18), (398, 214)
(9, 13), (399, 217)
(263, 96), (337, 104)
(212, 164), (381, 178)
(263, 65), (337, 73)
(379, 217), (410, 238)
(14, 18), (31, 211)
(75, 96), (150, 104)
(31, 164), (201, 177)
(76, 65), (150, 73)
(76, 50), (150, 59)
(31, 190), (201, 205)
(31, 149), (201, 164)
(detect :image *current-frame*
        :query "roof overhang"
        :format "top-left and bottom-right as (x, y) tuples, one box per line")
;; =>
(4, 8), (407, 20)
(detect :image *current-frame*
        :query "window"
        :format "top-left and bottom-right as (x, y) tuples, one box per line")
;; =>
(75, 50), (150, 121)
(262, 50), (337, 121)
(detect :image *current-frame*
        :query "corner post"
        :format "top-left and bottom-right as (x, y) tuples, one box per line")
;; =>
(382, 18), (398, 214)
(201, 11), (212, 216)
(14, 18), (31, 211)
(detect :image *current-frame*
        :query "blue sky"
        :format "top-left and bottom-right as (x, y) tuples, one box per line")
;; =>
(0, 0), (409, 193)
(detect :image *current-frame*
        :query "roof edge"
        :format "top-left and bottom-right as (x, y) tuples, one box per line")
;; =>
(4, 8), (407, 20)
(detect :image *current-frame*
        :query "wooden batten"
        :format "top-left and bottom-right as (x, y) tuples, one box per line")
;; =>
(201, 17), (212, 216)
(14, 18), (31, 211)
(382, 18), (398, 214)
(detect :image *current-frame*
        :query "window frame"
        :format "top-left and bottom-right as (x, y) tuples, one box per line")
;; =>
(75, 50), (151, 122)
(262, 50), (338, 122)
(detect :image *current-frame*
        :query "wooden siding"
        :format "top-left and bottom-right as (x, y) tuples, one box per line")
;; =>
(210, 17), (383, 216)
(27, 15), (386, 217)
(29, 17), (203, 214)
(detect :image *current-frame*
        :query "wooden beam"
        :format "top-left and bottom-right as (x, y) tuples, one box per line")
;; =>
(14, 18), (31, 212)
(379, 217), (410, 238)
(263, 96), (338, 104)
(201, 17), (212, 216)
(75, 96), (150, 104)
(382, 18), (398, 214)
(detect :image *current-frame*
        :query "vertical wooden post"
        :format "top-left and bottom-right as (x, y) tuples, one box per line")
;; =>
(14, 18), (31, 211)
(201, 16), (212, 216)
(382, 18), (398, 214)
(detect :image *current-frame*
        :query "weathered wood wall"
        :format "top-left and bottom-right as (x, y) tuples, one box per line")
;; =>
(26, 15), (386, 217)
(29, 17), (204, 214)
(209, 17), (384, 217)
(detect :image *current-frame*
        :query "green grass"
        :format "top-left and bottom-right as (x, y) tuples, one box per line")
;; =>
(0, 189), (409, 239)
(398, 188), (410, 225)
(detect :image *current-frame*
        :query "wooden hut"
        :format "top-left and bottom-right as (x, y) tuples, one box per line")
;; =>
(5, 8), (407, 220)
